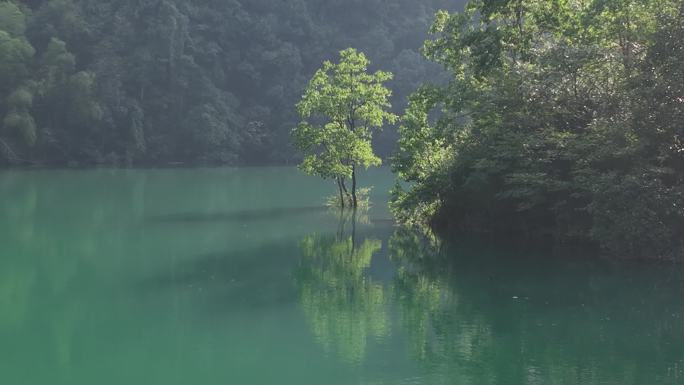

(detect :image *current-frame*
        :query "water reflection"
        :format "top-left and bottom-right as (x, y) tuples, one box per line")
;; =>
(389, 229), (485, 371)
(389, 231), (684, 385)
(4, 168), (684, 385)
(295, 209), (389, 363)
(388, 229), (499, 384)
(297, 220), (684, 385)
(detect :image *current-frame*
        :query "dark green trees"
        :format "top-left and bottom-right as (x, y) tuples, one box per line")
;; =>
(0, 1), (101, 165)
(0, 0), (461, 166)
(392, 0), (684, 257)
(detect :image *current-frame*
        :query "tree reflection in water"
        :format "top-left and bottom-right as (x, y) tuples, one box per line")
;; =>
(388, 227), (495, 384)
(297, 220), (684, 385)
(294, 209), (389, 363)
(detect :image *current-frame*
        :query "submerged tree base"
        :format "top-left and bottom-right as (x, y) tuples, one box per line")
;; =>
(326, 187), (373, 210)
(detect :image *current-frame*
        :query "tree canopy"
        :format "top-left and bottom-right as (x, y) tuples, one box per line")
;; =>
(0, 0), (461, 166)
(391, 0), (684, 258)
(292, 48), (397, 207)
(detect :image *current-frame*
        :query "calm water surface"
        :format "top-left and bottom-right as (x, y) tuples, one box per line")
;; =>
(1, 167), (684, 385)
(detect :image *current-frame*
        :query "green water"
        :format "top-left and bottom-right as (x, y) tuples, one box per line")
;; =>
(1, 167), (684, 385)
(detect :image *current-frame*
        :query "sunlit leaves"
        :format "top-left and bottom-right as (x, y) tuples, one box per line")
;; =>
(393, 0), (684, 256)
(292, 48), (396, 183)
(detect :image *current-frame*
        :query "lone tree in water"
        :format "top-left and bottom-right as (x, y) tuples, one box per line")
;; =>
(292, 48), (397, 208)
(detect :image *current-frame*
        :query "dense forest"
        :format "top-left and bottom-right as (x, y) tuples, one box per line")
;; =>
(2, 0), (683, 258)
(391, 0), (684, 257)
(0, 0), (459, 166)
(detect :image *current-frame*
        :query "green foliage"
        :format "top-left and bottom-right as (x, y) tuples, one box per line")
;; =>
(293, 48), (397, 207)
(0, 2), (100, 163)
(7, 87), (32, 109)
(0, 1), (25, 37)
(392, 0), (684, 258)
(0, 30), (33, 93)
(0, 0), (461, 165)
(326, 187), (372, 209)
(39, 38), (75, 89)
(293, 48), (396, 177)
(3, 111), (36, 145)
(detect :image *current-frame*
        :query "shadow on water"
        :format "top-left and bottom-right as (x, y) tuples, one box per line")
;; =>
(147, 206), (327, 224)
(134, 236), (305, 313)
(136, 207), (392, 321)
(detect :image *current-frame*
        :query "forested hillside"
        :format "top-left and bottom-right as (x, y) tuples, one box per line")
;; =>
(391, 0), (684, 258)
(0, 0), (460, 166)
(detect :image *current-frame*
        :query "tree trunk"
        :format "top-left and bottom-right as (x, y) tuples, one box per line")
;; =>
(341, 177), (351, 203)
(351, 165), (358, 208)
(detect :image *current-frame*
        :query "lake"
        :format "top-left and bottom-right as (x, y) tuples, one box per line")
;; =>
(1, 167), (683, 385)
